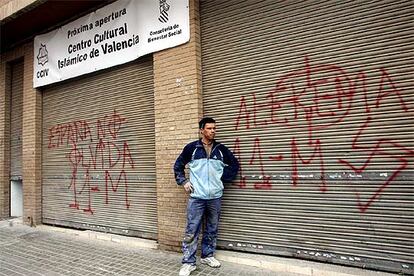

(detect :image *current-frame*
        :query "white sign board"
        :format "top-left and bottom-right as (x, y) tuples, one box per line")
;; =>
(34, 0), (189, 87)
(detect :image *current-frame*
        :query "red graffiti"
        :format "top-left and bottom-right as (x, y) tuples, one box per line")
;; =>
(49, 110), (135, 214)
(291, 138), (326, 192)
(338, 117), (414, 212)
(232, 56), (412, 212)
(234, 56), (408, 133)
(68, 165), (79, 210)
(96, 110), (127, 140)
(250, 138), (271, 189)
(48, 109), (126, 148)
(48, 120), (93, 148)
(375, 68), (408, 112)
(77, 169), (99, 215)
(235, 96), (251, 130)
(105, 170), (130, 209)
(232, 138), (246, 188)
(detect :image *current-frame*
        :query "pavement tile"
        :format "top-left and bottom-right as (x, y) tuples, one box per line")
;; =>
(6, 219), (396, 276)
(0, 221), (284, 276)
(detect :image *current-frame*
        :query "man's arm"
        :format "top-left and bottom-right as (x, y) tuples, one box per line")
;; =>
(173, 143), (193, 185)
(221, 145), (240, 183)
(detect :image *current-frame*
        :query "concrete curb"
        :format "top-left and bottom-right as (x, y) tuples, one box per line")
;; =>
(0, 217), (24, 228)
(37, 224), (159, 250)
(1, 218), (158, 249)
(215, 251), (398, 276)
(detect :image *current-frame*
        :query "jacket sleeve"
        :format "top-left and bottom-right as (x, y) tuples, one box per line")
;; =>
(221, 144), (240, 183)
(173, 143), (193, 185)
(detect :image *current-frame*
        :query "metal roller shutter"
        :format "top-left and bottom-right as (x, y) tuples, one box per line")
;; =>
(10, 60), (23, 180)
(201, 0), (413, 273)
(42, 57), (157, 239)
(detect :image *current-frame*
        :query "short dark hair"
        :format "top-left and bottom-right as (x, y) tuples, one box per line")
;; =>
(199, 117), (216, 129)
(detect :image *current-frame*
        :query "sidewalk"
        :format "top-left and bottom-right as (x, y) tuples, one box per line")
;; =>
(0, 218), (398, 276)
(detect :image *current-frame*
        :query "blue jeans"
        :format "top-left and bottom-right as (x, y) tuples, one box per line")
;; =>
(182, 197), (222, 264)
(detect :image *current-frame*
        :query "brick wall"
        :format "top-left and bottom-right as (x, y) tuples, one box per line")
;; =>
(0, 50), (12, 219)
(154, 0), (203, 251)
(21, 42), (42, 226)
(0, 42), (42, 224)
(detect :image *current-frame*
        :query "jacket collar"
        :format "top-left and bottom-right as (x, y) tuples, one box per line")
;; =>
(196, 138), (219, 148)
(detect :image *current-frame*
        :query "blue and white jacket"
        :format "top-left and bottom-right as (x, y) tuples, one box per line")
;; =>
(174, 139), (239, 200)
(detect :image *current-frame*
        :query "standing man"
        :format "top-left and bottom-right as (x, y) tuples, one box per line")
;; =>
(174, 117), (239, 276)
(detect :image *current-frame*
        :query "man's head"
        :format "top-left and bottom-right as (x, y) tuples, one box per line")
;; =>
(199, 117), (216, 141)
(199, 117), (216, 129)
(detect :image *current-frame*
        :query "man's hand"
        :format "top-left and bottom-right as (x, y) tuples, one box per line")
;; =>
(183, 182), (194, 193)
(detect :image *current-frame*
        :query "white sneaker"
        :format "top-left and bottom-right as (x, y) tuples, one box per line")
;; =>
(200, 256), (221, 268)
(179, 263), (196, 276)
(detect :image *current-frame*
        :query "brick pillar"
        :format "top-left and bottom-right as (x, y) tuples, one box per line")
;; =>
(22, 42), (42, 226)
(0, 42), (42, 223)
(154, 0), (203, 251)
(0, 55), (11, 219)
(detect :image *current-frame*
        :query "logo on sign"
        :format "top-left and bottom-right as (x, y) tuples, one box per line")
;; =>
(36, 43), (50, 79)
(158, 0), (170, 23)
(37, 44), (49, 66)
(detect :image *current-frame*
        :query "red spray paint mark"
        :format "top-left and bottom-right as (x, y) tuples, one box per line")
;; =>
(376, 68), (408, 112)
(232, 138), (246, 188)
(235, 96), (251, 130)
(105, 170), (130, 209)
(338, 117), (414, 212)
(78, 169), (94, 215)
(232, 55), (411, 212)
(250, 138), (271, 189)
(291, 138), (326, 192)
(48, 110), (135, 215)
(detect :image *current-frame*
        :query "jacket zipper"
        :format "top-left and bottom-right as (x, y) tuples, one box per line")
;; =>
(205, 146), (210, 198)
(208, 145), (219, 198)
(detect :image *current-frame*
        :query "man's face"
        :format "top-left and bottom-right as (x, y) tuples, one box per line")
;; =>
(201, 123), (216, 140)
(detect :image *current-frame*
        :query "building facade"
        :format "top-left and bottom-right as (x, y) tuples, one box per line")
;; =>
(0, 0), (413, 274)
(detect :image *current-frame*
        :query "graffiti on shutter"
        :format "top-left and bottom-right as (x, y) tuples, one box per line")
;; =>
(47, 110), (136, 214)
(232, 55), (413, 212)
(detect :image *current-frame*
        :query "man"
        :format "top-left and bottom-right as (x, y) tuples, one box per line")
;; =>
(174, 117), (239, 276)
